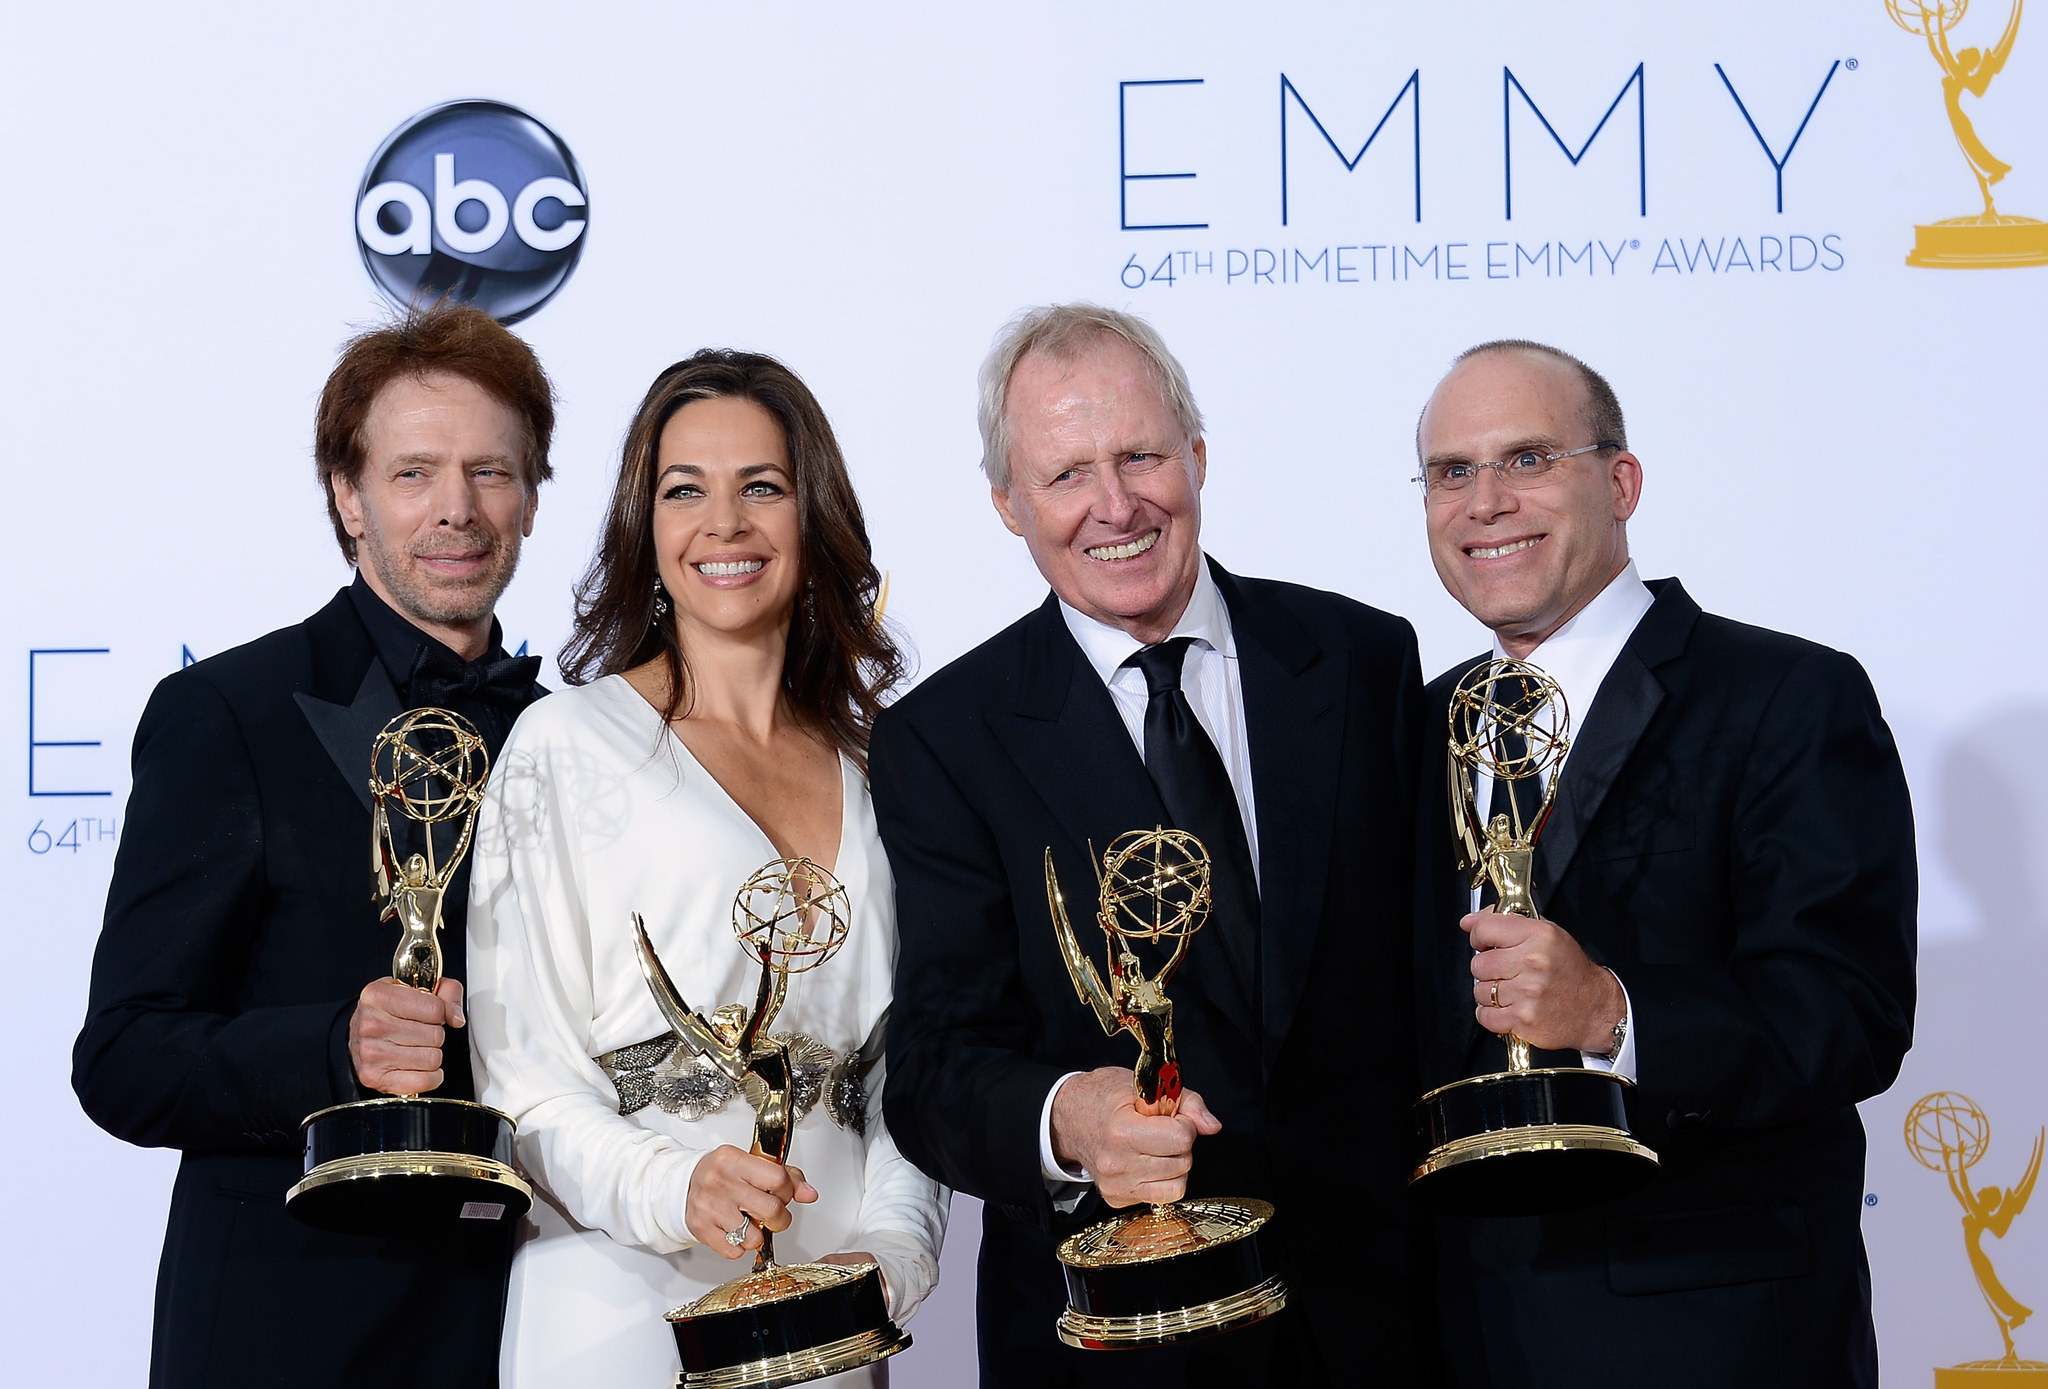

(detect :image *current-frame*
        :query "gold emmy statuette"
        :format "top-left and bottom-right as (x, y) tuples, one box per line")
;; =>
(286, 708), (533, 1234)
(1890, 0), (2048, 266)
(636, 859), (909, 1389)
(1409, 660), (1659, 1217)
(1906, 1092), (2048, 1384)
(1042, 828), (1287, 1351)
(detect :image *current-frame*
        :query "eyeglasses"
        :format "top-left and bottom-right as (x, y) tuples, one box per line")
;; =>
(1413, 441), (1621, 499)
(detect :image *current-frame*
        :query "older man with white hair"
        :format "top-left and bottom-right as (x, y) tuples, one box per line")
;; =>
(872, 304), (1434, 1387)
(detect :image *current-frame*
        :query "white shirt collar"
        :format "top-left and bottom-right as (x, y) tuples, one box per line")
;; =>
(1059, 557), (1235, 685)
(1492, 560), (1654, 733)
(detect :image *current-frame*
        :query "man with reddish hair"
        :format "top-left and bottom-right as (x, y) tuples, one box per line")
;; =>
(74, 303), (557, 1389)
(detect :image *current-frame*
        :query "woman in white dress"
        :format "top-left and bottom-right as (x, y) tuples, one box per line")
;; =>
(466, 350), (946, 1387)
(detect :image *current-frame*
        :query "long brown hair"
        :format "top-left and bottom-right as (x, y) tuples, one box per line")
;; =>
(559, 350), (904, 766)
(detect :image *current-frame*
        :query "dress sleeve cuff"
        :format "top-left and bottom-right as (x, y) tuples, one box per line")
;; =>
(1039, 1071), (1092, 1184)
(649, 1144), (710, 1253)
(858, 1229), (942, 1325)
(326, 998), (364, 1104)
(1578, 972), (1638, 1084)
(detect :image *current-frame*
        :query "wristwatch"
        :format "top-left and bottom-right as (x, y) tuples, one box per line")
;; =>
(1604, 1013), (1628, 1064)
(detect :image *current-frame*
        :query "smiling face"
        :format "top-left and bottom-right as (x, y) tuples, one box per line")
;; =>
(650, 395), (803, 650)
(1418, 350), (1642, 658)
(332, 371), (537, 658)
(991, 334), (1207, 644)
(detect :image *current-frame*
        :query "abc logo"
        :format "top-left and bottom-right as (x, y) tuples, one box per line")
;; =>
(355, 100), (588, 326)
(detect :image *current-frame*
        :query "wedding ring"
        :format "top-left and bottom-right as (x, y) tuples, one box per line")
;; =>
(725, 1214), (750, 1247)
(1489, 981), (1501, 1008)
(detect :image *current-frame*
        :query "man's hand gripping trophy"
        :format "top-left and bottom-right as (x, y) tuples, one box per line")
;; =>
(1041, 830), (1286, 1349)
(1045, 830), (1223, 1209)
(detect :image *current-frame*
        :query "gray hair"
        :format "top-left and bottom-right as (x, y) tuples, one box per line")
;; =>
(1421, 339), (1628, 456)
(977, 303), (1205, 488)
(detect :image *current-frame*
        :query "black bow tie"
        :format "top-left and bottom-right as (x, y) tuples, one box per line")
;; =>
(403, 645), (542, 714)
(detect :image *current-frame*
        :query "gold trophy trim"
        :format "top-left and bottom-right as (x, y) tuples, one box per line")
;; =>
(633, 858), (909, 1389)
(1051, 1270), (1292, 1349)
(1044, 829), (1288, 1350)
(1055, 1197), (1276, 1270)
(678, 1327), (909, 1389)
(1409, 1121), (1654, 1179)
(284, 1146), (524, 1192)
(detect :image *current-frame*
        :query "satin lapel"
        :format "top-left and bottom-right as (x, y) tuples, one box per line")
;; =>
(987, 597), (1260, 1041)
(1529, 653), (1662, 907)
(1529, 580), (1699, 906)
(1214, 567), (1346, 1072)
(293, 661), (402, 813)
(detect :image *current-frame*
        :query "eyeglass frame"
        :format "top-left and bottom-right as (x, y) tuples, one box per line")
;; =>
(1411, 440), (1623, 500)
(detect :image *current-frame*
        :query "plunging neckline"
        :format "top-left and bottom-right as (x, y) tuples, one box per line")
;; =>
(608, 673), (851, 880)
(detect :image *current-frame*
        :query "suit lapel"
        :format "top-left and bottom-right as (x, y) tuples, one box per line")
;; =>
(292, 591), (399, 813)
(1530, 579), (1700, 906)
(1211, 565), (1347, 1072)
(988, 596), (1260, 1042)
(1528, 653), (1661, 907)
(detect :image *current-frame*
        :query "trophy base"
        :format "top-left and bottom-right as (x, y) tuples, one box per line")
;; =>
(1057, 1275), (1290, 1351)
(287, 1096), (532, 1235)
(667, 1261), (909, 1389)
(1411, 1068), (1659, 1217)
(1907, 214), (2048, 268)
(1936, 1363), (2048, 1386)
(1054, 1198), (1287, 1350)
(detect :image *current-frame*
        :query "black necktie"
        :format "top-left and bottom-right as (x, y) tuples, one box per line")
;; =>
(403, 645), (542, 715)
(1123, 637), (1261, 1009)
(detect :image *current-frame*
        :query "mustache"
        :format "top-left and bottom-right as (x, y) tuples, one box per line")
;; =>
(407, 530), (503, 561)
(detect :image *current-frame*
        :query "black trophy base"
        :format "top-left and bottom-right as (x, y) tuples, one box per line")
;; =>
(287, 1096), (533, 1235)
(1055, 1198), (1288, 1350)
(1410, 1067), (1659, 1217)
(667, 1261), (909, 1389)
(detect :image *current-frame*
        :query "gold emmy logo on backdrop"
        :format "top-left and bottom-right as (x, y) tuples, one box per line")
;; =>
(1888, 0), (2048, 266)
(1906, 1092), (2048, 1384)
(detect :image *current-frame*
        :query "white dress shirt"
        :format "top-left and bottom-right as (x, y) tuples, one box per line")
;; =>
(1036, 560), (1258, 1194)
(1470, 561), (1653, 1082)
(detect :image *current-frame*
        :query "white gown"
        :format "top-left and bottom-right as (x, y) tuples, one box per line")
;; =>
(466, 675), (948, 1388)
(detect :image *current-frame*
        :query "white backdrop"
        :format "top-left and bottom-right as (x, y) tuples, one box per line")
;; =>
(3, 2), (2043, 1383)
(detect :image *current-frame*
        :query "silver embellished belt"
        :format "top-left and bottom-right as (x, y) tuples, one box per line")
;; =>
(597, 1030), (870, 1135)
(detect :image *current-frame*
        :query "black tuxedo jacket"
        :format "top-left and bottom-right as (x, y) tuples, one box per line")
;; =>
(1417, 578), (1916, 1389)
(872, 560), (1432, 1387)
(72, 590), (538, 1389)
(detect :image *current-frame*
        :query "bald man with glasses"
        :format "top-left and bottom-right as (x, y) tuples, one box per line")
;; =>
(1410, 340), (1916, 1389)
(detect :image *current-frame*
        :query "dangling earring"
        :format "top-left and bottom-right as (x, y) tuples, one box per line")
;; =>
(802, 576), (817, 623)
(652, 578), (671, 621)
